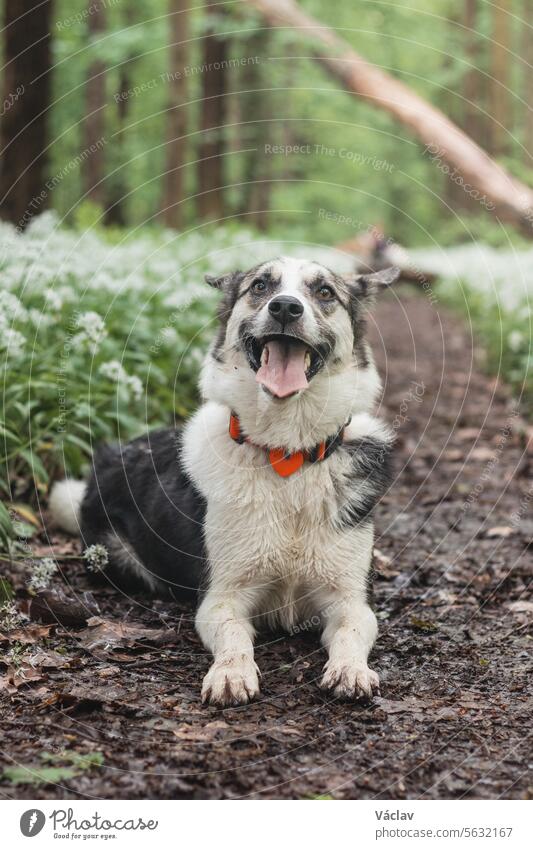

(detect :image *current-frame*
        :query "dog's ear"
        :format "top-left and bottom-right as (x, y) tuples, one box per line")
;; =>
(205, 271), (243, 291)
(352, 266), (401, 297)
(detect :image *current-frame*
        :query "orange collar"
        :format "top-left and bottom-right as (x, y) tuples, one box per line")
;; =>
(229, 412), (348, 478)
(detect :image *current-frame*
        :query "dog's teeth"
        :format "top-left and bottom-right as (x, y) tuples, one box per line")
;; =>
(261, 346), (268, 365)
(304, 351), (311, 370)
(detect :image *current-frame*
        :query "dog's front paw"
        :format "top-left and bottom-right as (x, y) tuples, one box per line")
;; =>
(320, 660), (380, 701)
(201, 656), (260, 706)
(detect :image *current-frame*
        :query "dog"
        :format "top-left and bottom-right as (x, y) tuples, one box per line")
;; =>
(50, 256), (399, 706)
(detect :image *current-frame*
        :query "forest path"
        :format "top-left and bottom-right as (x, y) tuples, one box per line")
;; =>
(1, 287), (531, 800)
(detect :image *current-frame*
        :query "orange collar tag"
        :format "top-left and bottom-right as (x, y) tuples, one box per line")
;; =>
(268, 447), (305, 477)
(228, 412), (345, 478)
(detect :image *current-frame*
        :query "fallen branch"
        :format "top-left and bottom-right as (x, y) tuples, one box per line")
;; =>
(247, 0), (533, 235)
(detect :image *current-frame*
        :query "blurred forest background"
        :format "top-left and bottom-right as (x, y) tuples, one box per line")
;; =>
(0, 0), (531, 549)
(1, 0), (533, 246)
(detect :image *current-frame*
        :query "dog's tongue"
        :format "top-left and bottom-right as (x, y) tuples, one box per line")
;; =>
(256, 339), (309, 398)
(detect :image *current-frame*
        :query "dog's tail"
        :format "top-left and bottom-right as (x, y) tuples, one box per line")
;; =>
(48, 479), (87, 535)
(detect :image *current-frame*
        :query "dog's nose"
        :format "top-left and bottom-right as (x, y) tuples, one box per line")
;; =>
(268, 295), (304, 325)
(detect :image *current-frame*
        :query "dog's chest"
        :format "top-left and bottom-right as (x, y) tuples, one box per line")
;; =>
(186, 425), (346, 569)
(182, 403), (360, 581)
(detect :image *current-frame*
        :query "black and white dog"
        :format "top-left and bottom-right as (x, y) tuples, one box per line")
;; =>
(50, 257), (399, 706)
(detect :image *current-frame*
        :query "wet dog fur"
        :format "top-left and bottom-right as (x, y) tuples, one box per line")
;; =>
(50, 256), (399, 706)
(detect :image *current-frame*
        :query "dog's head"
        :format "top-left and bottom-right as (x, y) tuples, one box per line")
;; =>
(201, 257), (399, 445)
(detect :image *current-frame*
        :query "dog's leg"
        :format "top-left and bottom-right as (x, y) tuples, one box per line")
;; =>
(196, 592), (260, 707)
(318, 525), (380, 700)
(320, 601), (379, 699)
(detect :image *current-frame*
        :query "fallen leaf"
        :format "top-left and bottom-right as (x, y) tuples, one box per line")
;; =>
(375, 696), (432, 714)
(1, 664), (43, 689)
(77, 616), (179, 651)
(486, 526), (515, 538)
(25, 648), (71, 669)
(10, 503), (41, 529)
(507, 601), (533, 614)
(96, 665), (121, 678)
(374, 548), (392, 567)
(173, 720), (230, 742)
(410, 616), (439, 632)
(470, 447), (495, 461)
(442, 449), (463, 461)
(62, 683), (129, 707)
(0, 623), (52, 644)
(30, 588), (100, 627)
(266, 724), (304, 742)
(457, 428), (481, 440)
(434, 706), (457, 721)
(373, 548), (400, 578)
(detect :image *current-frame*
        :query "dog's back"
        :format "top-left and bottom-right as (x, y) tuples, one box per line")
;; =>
(51, 428), (206, 597)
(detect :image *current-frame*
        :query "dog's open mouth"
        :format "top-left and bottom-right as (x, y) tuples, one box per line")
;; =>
(245, 334), (324, 399)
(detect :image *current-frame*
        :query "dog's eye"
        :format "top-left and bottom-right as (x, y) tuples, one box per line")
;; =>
(251, 278), (267, 294)
(317, 285), (334, 301)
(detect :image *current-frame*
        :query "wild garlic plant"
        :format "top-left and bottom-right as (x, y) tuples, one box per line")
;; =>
(0, 212), (305, 550)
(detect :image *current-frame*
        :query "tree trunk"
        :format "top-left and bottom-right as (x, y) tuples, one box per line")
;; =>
(238, 37), (271, 230)
(104, 62), (129, 227)
(84, 1), (107, 205)
(197, 12), (228, 220)
(0, 0), (53, 227)
(522, 0), (533, 169)
(462, 0), (484, 144)
(160, 0), (189, 228)
(105, 6), (136, 227)
(490, 0), (511, 155)
(442, 10), (466, 210)
(246, 0), (533, 235)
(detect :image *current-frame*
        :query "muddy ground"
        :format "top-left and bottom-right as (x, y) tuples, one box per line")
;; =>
(1, 288), (531, 800)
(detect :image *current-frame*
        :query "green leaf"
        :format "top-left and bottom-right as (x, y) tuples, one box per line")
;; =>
(2, 765), (78, 785)
(19, 449), (49, 483)
(63, 433), (93, 455)
(0, 424), (21, 443)
(0, 501), (14, 547)
(41, 751), (104, 769)
(2, 751), (104, 786)
(0, 577), (14, 602)
(11, 520), (37, 539)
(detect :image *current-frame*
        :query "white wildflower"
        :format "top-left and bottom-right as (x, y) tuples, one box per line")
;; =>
(0, 327), (25, 356)
(188, 348), (204, 367)
(0, 291), (28, 322)
(508, 330), (525, 352)
(76, 311), (106, 346)
(0, 601), (26, 630)
(28, 308), (54, 329)
(160, 326), (178, 347)
(45, 289), (63, 311)
(27, 557), (58, 592)
(25, 210), (59, 236)
(127, 375), (143, 400)
(83, 544), (109, 572)
(99, 359), (127, 382)
(99, 360), (143, 401)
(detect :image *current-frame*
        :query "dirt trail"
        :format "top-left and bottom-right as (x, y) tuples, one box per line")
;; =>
(1, 288), (531, 800)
